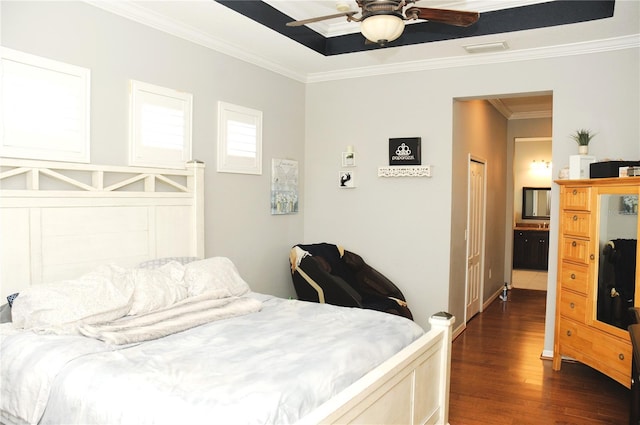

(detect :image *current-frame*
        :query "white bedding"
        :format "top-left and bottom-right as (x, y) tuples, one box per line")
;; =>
(0, 293), (424, 425)
(78, 292), (262, 345)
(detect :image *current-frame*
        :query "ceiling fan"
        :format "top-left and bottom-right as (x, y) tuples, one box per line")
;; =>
(286, 0), (479, 46)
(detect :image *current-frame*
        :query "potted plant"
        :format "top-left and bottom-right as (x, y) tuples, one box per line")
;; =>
(571, 129), (595, 154)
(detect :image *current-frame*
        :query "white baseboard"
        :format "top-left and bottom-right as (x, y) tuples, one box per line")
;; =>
(540, 349), (554, 360)
(483, 286), (503, 310)
(452, 322), (466, 341)
(512, 282), (548, 291)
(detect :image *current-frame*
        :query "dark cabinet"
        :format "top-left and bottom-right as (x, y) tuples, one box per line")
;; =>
(513, 229), (549, 270)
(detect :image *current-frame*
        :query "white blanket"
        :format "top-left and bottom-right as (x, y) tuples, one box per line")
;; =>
(79, 293), (262, 345)
(0, 331), (111, 425)
(1, 294), (423, 425)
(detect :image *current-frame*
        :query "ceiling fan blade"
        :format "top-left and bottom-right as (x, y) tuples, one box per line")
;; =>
(286, 11), (358, 27)
(405, 7), (479, 27)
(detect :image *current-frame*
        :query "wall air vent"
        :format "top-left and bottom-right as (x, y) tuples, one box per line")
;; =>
(463, 41), (509, 54)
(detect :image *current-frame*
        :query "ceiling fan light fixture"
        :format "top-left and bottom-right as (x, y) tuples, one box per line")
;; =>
(360, 14), (404, 45)
(336, 1), (351, 12)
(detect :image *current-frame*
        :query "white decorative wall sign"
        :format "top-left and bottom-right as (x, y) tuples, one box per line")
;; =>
(271, 158), (298, 214)
(378, 166), (432, 177)
(339, 171), (355, 188)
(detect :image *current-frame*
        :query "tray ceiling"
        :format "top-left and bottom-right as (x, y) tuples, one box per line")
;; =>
(87, 1), (638, 82)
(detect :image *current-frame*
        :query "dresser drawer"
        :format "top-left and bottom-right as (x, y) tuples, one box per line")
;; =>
(559, 290), (587, 322)
(558, 318), (593, 353)
(559, 262), (589, 294)
(561, 237), (592, 265)
(558, 318), (631, 384)
(561, 211), (591, 238)
(562, 187), (591, 211)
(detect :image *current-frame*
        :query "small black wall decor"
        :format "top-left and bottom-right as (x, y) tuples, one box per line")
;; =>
(389, 137), (421, 166)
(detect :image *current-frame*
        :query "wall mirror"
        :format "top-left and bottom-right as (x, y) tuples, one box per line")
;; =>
(596, 191), (638, 331)
(522, 187), (551, 219)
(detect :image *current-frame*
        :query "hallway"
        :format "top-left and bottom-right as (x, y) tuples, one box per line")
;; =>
(511, 269), (548, 291)
(449, 289), (630, 424)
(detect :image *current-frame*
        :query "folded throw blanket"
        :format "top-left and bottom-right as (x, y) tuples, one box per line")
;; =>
(79, 293), (262, 345)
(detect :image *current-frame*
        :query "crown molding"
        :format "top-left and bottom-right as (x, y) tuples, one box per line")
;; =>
(306, 34), (640, 83)
(509, 110), (553, 120)
(84, 0), (308, 82)
(487, 99), (511, 119)
(83, 2), (639, 84)
(487, 99), (552, 120)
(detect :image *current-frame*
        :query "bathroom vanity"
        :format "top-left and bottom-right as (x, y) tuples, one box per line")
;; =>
(513, 226), (550, 270)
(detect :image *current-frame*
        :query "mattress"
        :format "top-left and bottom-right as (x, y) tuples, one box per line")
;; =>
(0, 292), (423, 425)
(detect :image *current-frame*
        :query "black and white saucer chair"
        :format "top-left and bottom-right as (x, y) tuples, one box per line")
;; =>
(289, 243), (413, 320)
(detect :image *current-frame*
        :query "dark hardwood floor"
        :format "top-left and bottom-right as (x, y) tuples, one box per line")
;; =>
(449, 288), (631, 425)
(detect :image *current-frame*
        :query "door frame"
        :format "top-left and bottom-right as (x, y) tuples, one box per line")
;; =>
(465, 154), (488, 324)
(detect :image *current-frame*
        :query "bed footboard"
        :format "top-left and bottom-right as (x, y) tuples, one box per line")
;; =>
(298, 312), (454, 425)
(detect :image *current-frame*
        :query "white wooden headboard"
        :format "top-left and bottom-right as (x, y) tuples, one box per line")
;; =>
(0, 158), (205, 297)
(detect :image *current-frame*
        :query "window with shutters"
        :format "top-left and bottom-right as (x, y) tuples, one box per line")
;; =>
(129, 80), (192, 169)
(217, 101), (262, 175)
(0, 47), (90, 163)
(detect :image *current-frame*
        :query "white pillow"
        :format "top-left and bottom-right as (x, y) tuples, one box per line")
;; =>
(11, 264), (134, 331)
(184, 257), (250, 298)
(129, 261), (188, 315)
(137, 257), (200, 269)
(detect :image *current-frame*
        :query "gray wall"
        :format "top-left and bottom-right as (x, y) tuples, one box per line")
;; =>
(450, 99), (508, 325)
(305, 50), (640, 347)
(1, 1), (305, 298)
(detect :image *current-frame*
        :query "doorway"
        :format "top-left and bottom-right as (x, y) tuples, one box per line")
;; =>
(451, 93), (553, 328)
(511, 137), (553, 291)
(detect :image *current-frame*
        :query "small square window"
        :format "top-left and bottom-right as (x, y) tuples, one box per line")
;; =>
(217, 101), (262, 175)
(129, 80), (192, 169)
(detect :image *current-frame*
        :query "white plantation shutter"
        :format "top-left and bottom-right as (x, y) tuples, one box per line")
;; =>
(217, 101), (262, 175)
(0, 47), (90, 162)
(129, 80), (192, 169)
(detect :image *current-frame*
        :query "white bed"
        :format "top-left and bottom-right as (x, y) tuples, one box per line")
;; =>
(0, 158), (454, 425)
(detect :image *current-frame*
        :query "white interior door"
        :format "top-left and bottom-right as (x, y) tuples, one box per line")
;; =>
(466, 158), (486, 321)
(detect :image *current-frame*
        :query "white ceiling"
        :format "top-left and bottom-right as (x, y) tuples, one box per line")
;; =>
(488, 95), (553, 120)
(88, 0), (638, 86)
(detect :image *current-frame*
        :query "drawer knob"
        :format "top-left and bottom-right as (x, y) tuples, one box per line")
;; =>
(566, 330), (572, 336)
(590, 254), (595, 260)
(573, 189), (578, 195)
(573, 215), (578, 221)
(570, 273), (576, 279)
(619, 353), (625, 361)
(570, 302), (575, 309)
(572, 241), (577, 247)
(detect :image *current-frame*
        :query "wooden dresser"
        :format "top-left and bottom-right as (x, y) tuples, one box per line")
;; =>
(553, 177), (640, 388)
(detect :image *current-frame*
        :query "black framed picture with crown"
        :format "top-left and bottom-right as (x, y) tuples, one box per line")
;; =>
(389, 137), (421, 166)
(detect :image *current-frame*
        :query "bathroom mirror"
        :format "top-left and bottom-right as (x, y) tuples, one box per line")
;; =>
(522, 187), (551, 219)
